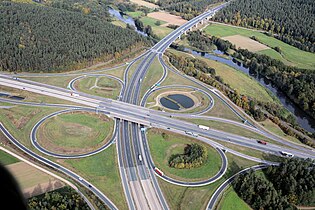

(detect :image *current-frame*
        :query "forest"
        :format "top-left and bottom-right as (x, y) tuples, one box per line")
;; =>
(156, 0), (227, 20)
(0, 2), (148, 72)
(214, 0), (315, 52)
(233, 158), (315, 209)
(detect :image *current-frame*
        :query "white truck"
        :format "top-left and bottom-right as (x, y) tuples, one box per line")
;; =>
(198, 125), (209, 130)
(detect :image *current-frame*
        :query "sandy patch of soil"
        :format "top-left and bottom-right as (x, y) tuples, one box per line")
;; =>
(130, 0), (159, 8)
(148, 11), (187, 26)
(223, 34), (270, 52)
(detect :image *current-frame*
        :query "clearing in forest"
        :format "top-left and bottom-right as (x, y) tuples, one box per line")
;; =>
(148, 11), (187, 26)
(223, 35), (270, 52)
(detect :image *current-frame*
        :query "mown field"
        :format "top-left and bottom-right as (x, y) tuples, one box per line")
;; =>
(37, 112), (114, 154)
(64, 145), (128, 210)
(205, 23), (315, 69)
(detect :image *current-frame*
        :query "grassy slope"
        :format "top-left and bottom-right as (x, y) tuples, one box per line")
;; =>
(216, 186), (251, 210)
(200, 57), (274, 102)
(22, 76), (77, 89)
(205, 23), (315, 69)
(0, 150), (20, 165)
(147, 129), (222, 181)
(64, 145), (128, 210)
(140, 57), (164, 98)
(184, 118), (272, 142)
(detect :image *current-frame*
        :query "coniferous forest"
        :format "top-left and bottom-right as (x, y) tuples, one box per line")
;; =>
(214, 0), (315, 52)
(233, 158), (315, 209)
(0, 1), (148, 72)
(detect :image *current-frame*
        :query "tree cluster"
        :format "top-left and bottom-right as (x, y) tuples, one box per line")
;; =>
(0, 2), (148, 72)
(28, 186), (90, 210)
(168, 143), (208, 169)
(187, 31), (234, 53)
(233, 158), (315, 209)
(214, 0), (315, 52)
(156, 0), (227, 20)
(134, 18), (157, 39)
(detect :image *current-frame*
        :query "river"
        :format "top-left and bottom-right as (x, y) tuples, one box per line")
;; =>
(108, 7), (147, 36)
(185, 48), (315, 133)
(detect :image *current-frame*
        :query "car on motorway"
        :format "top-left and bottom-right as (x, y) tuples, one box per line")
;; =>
(88, 184), (92, 188)
(78, 177), (83, 181)
(257, 140), (267, 145)
(280, 151), (294, 157)
(138, 154), (142, 162)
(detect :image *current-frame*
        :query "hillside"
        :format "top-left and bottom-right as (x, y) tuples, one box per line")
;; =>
(0, 1), (148, 72)
(214, 0), (315, 53)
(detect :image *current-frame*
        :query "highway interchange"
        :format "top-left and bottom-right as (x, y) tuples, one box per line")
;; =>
(1, 2), (315, 210)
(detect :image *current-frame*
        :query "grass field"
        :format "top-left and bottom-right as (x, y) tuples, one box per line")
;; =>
(0, 105), (62, 148)
(184, 118), (276, 143)
(0, 150), (20, 165)
(140, 16), (173, 38)
(260, 118), (301, 144)
(75, 76), (121, 99)
(157, 152), (257, 210)
(111, 20), (127, 28)
(126, 11), (144, 18)
(64, 145), (127, 210)
(221, 141), (284, 162)
(216, 186), (251, 210)
(23, 76), (77, 89)
(37, 112), (114, 154)
(147, 129), (222, 181)
(140, 57), (164, 98)
(200, 57), (274, 102)
(205, 23), (315, 69)
(0, 86), (78, 105)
